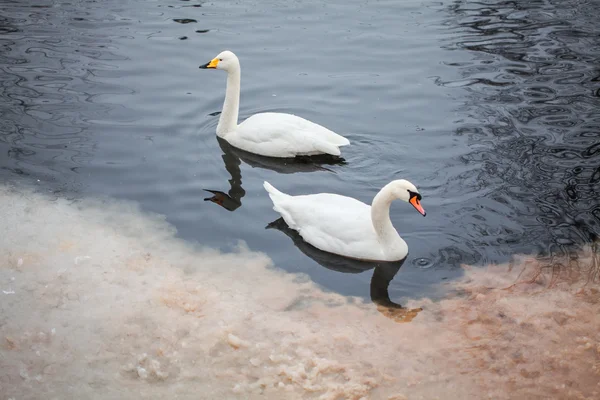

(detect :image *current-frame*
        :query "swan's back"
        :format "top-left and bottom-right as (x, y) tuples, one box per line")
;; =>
(244, 113), (349, 144)
(232, 112), (350, 157)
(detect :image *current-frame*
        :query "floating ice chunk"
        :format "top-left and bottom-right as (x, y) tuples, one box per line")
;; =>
(249, 357), (261, 366)
(227, 333), (249, 349)
(74, 256), (91, 265)
(136, 366), (148, 380)
(149, 359), (160, 370)
(20, 366), (29, 379)
(137, 353), (148, 363)
(232, 383), (243, 393)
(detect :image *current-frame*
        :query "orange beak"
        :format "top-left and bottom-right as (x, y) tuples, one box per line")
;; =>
(410, 196), (426, 217)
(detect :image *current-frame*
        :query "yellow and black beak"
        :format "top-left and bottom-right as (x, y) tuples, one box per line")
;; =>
(199, 58), (219, 69)
(409, 193), (426, 217)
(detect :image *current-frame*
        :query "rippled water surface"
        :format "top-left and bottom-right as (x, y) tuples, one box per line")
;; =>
(1, 0), (599, 301)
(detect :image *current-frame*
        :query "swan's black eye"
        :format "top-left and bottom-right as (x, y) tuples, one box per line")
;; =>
(408, 190), (422, 201)
(219, 58), (223, 61)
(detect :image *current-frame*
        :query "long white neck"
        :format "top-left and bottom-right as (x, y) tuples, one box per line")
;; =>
(216, 65), (240, 137)
(371, 183), (408, 258)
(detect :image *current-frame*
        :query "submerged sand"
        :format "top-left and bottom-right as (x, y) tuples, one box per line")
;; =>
(1, 184), (598, 399)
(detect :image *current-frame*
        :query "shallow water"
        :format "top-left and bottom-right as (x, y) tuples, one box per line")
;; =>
(0, 0), (600, 397)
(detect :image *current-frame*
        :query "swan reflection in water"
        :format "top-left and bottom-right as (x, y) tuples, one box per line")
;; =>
(204, 137), (346, 211)
(266, 217), (422, 323)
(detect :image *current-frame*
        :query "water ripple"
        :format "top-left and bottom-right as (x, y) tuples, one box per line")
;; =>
(441, 0), (600, 254)
(0, 1), (138, 190)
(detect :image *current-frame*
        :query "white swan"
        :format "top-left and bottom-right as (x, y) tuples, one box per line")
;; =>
(199, 50), (350, 158)
(264, 180), (426, 262)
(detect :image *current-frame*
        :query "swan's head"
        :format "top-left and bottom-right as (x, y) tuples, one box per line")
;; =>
(199, 50), (239, 72)
(391, 179), (426, 217)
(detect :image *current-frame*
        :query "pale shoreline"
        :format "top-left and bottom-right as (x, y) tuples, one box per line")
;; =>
(1, 184), (598, 399)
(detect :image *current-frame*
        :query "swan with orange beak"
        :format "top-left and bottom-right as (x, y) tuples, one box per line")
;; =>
(264, 179), (426, 262)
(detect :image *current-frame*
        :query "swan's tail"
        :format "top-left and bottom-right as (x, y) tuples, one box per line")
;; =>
(333, 135), (350, 147)
(321, 130), (349, 147)
(263, 181), (297, 227)
(313, 140), (342, 157)
(263, 181), (288, 199)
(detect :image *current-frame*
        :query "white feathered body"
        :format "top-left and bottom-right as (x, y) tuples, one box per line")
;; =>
(264, 182), (408, 261)
(226, 112), (350, 158)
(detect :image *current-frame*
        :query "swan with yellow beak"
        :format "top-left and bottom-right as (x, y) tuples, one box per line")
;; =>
(199, 50), (350, 158)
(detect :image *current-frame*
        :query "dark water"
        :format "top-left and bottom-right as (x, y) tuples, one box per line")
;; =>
(0, 0), (599, 301)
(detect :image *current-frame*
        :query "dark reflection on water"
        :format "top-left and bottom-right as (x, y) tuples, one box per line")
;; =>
(439, 0), (600, 257)
(267, 217), (422, 322)
(204, 137), (345, 212)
